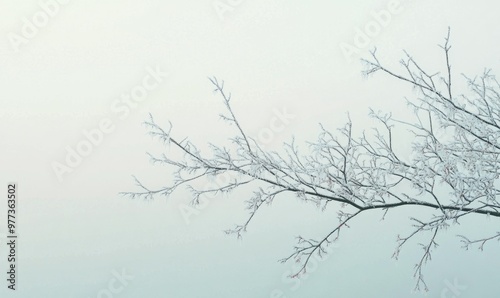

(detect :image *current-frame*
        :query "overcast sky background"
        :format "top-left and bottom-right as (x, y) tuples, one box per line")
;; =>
(0, 1), (499, 297)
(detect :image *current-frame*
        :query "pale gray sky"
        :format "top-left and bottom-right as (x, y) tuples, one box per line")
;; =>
(0, 1), (499, 297)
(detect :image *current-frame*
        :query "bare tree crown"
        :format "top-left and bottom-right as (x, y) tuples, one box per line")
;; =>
(122, 29), (500, 291)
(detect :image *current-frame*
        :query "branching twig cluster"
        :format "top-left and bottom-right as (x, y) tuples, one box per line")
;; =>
(122, 30), (500, 291)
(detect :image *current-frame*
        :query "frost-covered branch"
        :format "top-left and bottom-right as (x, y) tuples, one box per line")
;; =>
(123, 32), (500, 291)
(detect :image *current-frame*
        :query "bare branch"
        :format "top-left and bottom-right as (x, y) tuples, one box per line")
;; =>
(125, 30), (500, 292)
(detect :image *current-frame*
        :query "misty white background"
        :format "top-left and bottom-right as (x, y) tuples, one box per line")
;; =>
(0, 0), (499, 297)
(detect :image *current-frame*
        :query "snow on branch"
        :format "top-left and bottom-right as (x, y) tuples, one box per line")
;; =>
(122, 31), (500, 291)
